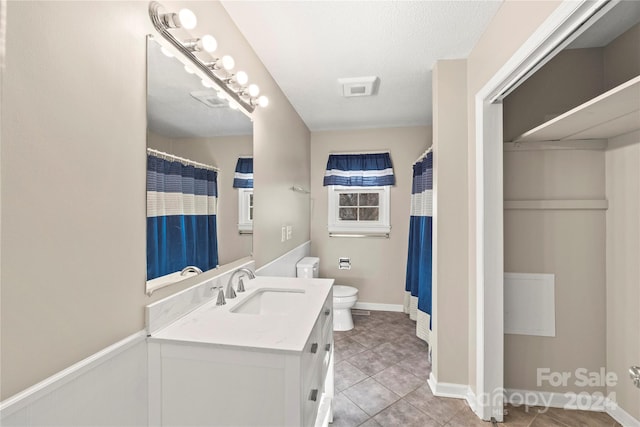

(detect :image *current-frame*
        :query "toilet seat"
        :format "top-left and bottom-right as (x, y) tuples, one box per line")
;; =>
(333, 285), (358, 298)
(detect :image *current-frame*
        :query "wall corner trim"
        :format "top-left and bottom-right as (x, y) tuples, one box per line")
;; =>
(428, 372), (475, 407)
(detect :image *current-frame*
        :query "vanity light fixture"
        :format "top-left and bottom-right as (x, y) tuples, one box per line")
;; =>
(234, 71), (249, 86)
(160, 8), (197, 30)
(149, 1), (268, 113)
(247, 84), (260, 97)
(253, 96), (269, 108)
(182, 34), (218, 53)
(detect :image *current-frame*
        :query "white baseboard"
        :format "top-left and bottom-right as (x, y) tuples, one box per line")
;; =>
(605, 398), (640, 427)
(428, 372), (473, 400)
(505, 388), (607, 411)
(505, 389), (640, 426)
(0, 331), (148, 426)
(353, 302), (404, 312)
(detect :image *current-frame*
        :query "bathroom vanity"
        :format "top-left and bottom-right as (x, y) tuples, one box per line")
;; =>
(147, 276), (334, 427)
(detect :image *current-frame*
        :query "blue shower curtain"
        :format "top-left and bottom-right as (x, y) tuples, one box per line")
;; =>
(404, 150), (433, 344)
(147, 153), (219, 280)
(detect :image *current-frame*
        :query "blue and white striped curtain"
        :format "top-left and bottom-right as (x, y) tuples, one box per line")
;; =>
(323, 152), (395, 186)
(233, 157), (253, 188)
(147, 153), (219, 280)
(404, 150), (433, 344)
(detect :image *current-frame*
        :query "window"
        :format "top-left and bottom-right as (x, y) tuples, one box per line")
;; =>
(328, 186), (390, 234)
(238, 188), (253, 232)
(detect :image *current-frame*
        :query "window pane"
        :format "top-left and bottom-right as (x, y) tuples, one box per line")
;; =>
(359, 193), (379, 206)
(339, 193), (358, 206)
(249, 207), (253, 220)
(249, 193), (253, 207)
(339, 208), (358, 220)
(359, 208), (379, 221)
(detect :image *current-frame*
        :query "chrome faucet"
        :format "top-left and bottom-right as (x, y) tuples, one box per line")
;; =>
(211, 285), (226, 306)
(180, 265), (203, 276)
(225, 267), (255, 299)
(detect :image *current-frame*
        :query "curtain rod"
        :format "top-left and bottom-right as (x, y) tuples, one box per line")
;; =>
(413, 145), (432, 164)
(147, 148), (219, 172)
(329, 150), (390, 156)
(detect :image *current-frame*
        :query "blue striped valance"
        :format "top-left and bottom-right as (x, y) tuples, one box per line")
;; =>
(323, 152), (395, 186)
(233, 157), (253, 188)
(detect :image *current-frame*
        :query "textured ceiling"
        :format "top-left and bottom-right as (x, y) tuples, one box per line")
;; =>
(222, 1), (502, 131)
(147, 38), (252, 138)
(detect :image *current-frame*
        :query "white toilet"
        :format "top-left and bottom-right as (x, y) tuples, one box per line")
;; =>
(296, 257), (358, 331)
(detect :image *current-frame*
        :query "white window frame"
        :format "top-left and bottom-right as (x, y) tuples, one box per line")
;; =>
(327, 185), (390, 234)
(238, 188), (253, 232)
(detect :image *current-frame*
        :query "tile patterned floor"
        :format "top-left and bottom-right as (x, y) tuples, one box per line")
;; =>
(331, 310), (621, 427)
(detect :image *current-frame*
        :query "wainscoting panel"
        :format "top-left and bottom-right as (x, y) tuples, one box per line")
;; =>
(0, 332), (148, 427)
(256, 241), (311, 277)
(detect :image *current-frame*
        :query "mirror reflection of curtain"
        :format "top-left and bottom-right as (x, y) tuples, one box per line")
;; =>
(232, 157), (254, 188)
(147, 153), (219, 280)
(404, 149), (432, 345)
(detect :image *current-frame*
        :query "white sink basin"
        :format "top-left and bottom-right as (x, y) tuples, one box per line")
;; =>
(231, 288), (306, 315)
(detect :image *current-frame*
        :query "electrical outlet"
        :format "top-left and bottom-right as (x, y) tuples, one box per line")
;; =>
(281, 226), (286, 242)
(286, 225), (292, 240)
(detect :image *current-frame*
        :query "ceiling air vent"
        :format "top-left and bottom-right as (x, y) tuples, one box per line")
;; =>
(338, 76), (380, 98)
(189, 90), (229, 108)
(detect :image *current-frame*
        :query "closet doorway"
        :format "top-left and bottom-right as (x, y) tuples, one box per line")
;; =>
(474, 0), (639, 422)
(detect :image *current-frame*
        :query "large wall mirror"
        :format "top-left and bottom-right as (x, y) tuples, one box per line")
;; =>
(146, 36), (253, 290)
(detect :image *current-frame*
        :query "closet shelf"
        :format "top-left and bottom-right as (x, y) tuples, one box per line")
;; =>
(504, 199), (608, 210)
(513, 75), (640, 143)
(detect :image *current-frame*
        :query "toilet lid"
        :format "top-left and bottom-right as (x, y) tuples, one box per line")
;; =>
(334, 285), (358, 297)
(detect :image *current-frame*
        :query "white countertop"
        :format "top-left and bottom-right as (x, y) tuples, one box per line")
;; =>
(149, 276), (334, 353)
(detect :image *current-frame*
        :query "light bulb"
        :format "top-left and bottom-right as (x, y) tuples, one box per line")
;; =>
(229, 100), (240, 110)
(217, 91), (227, 100)
(221, 55), (235, 71)
(160, 46), (174, 58)
(257, 95), (269, 108)
(201, 79), (214, 89)
(248, 84), (260, 97)
(201, 35), (217, 53)
(184, 65), (195, 74)
(235, 71), (249, 86)
(178, 9), (197, 30)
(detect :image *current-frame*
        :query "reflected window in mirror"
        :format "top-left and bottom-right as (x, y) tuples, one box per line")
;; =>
(146, 36), (253, 290)
(233, 157), (254, 233)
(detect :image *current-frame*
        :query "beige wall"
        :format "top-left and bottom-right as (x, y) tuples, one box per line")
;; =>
(147, 132), (253, 265)
(431, 59), (469, 386)
(503, 23), (640, 142)
(503, 149), (606, 393)
(605, 130), (640, 420)
(1, 0), (310, 399)
(503, 48), (604, 142)
(603, 23), (640, 90)
(309, 127), (429, 305)
(465, 0), (563, 393)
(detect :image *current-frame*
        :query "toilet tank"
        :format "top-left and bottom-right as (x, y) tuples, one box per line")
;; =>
(296, 257), (319, 278)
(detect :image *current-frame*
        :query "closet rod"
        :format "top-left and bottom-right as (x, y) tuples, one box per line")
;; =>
(147, 148), (219, 172)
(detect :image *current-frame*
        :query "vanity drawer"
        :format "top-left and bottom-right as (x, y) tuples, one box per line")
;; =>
(302, 363), (323, 427)
(318, 291), (333, 332)
(302, 317), (322, 390)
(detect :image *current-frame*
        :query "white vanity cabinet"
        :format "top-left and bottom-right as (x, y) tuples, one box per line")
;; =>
(148, 281), (334, 427)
